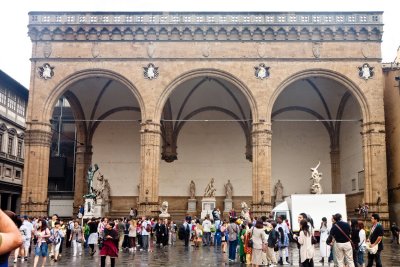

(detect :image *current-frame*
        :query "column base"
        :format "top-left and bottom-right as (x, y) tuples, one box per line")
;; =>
(138, 203), (159, 217)
(21, 202), (48, 217)
(251, 203), (272, 218)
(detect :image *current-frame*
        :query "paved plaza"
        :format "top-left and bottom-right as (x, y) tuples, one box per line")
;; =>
(8, 240), (400, 266)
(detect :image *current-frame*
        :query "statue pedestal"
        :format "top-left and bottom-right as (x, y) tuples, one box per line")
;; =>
(159, 213), (171, 219)
(83, 198), (95, 219)
(92, 199), (109, 218)
(201, 197), (216, 219)
(187, 199), (197, 213)
(224, 198), (233, 212)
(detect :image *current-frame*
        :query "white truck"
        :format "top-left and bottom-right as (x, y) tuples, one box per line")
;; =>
(272, 194), (347, 233)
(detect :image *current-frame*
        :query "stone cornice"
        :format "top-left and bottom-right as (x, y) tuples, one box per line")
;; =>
(28, 12), (383, 42)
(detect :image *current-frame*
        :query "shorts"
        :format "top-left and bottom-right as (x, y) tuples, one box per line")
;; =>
(24, 239), (31, 249)
(35, 243), (48, 257)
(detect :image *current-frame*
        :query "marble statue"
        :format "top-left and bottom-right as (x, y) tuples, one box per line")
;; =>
(274, 180), (284, 202)
(310, 161), (323, 194)
(160, 201), (170, 217)
(93, 173), (111, 203)
(224, 179), (233, 199)
(189, 180), (196, 199)
(204, 178), (216, 198)
(241, 201), (251, 221)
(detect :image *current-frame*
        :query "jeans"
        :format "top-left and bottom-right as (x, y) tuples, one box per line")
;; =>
(203, 232), (211, 246)
(357, 250), (364, 265)
(228, 239), (238, 261)
(367, 251), (382, 267)
(142, 235), (149, 250)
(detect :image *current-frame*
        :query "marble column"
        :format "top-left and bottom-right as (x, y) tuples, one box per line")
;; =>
(138, 122), (161, 217)
(74, 145), (93, 210)
(21, 123), (52, 216)
(251, 122), (273, 216)
(361, 121), (389, 227)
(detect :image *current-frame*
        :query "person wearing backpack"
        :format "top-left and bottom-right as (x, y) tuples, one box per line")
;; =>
(49, 222), (63, 262)
(227, 217), (240, 262)
(182, 216), (192, 247)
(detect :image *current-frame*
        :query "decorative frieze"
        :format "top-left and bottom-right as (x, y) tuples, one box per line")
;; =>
(28, 12), (383, 42)
(24, 129), (52, 146)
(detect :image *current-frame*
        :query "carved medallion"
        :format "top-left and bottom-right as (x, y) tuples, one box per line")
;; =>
(143, 63), (159, 80)
(37, 63), (55, 80)
(256, 43), (266, 58)
(358, 63), (374, 80)
(147, 42), (156, 58)
(312, 42), (322, 58)
(254, 63), (270, 79)
(43, 42), (52, 58)
(91, 42), (100, 58)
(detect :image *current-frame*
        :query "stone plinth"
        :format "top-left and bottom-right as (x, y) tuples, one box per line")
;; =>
(187, 199), (197, 213)
(224, 198), (233, 212)
(201, 197), (216, 219)
(159, 213), (171, 218)
(83, 198), (95, 219)
(92, 199), (109, 218)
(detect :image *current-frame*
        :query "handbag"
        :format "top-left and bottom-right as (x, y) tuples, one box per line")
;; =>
(248, 229), (254, 248)
(311, 235), (318, 245)
(366, 242), (378, 254)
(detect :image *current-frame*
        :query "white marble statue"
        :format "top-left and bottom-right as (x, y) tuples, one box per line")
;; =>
(241, 201), (251, 221)
(224, 179), (233, 199)
(274, 180), (284, 202)
(94, 173), (111, 203)
(160, 201), (169, 216)
(310, 161), (323, 194)
(204, 178), (216, 198)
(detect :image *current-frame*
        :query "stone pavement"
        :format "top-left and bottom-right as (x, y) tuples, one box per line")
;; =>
(9, 240), (400, 266)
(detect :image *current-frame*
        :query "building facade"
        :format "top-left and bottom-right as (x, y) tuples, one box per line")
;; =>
(22, 12), (390, 224)
(0, 70), (27, 213)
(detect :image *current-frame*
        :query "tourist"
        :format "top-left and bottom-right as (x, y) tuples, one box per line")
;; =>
(319, 217), (331, 264)
(351, 219), (361, 267)
(202, 215), (212, 246)
(48, 214), (58, 258)
(33, 219), (50, 267)
(266, 221), (278, 266)
(49, 221), (63, 262)
(277, 226), (289, 265)
(227, 217), (240, 262)
(140, 216), (150, 251)
(128, 219), (137, 252)
(99, 222), (118, 267)
(11, 216), (25, 264)
(390, 222), (399, 244)
(116, 218), (125, 251)
(276, 216), (290, 265)
(168, 220), (177, 246)
(66, 219), (73, 248)
(243, 222), (253, 264)
(70, 220), (85, 257)
(358, 221), (366, 267)
(220, 220), (228, 253)
(366, 213), (384, 267)
(251, 219), (268, 267)
(58, 220), (66, 258)
(329, 213), (355, 267)
(238, 223), (246, 263)
(87, 217), (98, 256)
(296, 219), (315, 267)
(194, 220), (203, 247)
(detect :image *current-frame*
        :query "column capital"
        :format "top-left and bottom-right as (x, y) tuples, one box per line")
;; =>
(140, 121), (161, 134)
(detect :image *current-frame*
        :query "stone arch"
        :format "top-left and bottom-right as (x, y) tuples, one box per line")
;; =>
(267, 68), (370, 124)
(154, 68), (258, 123)
(43, 68), (146, 125)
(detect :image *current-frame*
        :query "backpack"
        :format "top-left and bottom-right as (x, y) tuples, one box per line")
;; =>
(178, 225), (186, 240)
(145, 223), (152, 233)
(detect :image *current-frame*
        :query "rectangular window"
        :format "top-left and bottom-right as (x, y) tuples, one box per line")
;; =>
(351, 178), (356, 191)
(358, 170), (365, 191)
(0, 133), (3, 151)
(7, 137), (13, 155)
(15, 170), (21, 179)
(7, 91), (16, 111)
(0, 87), (6, 106)
(16, 98), (25, 116)
(17, 141), (22, 158)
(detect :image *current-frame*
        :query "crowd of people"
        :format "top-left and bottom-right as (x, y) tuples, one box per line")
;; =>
(0, 207), (390, 267)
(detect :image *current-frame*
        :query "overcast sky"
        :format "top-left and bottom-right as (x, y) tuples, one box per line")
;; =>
(0, 0), (398, 88)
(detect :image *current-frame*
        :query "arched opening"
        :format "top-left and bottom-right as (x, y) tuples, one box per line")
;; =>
(271, 76), (364, 205)
(47, 76), (142, 215)
(158, 74), (254, 215)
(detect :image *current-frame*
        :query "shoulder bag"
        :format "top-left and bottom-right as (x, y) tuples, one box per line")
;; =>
(334, 224), (356, 250)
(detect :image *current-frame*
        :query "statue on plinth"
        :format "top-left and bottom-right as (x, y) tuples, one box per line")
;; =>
(224, 180), (233, 199)
(274, 180), (284, 202)
(84, 164), (99, 198)
(204, 178), (216, 198)
(310, 161), (323, 194)
(189, 180), (196, 199)
(241, 201), (251, 221)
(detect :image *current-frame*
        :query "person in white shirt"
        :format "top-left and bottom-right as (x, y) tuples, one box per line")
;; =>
(275, 216), (290, 264)
(140, 217), (150, 251)
(202, 215), (212, 246)
(22, 216), (33, 260)
(358, 221), (366, 267)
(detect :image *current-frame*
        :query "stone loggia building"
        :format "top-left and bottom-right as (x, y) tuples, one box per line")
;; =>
(22, 11), (392, 223)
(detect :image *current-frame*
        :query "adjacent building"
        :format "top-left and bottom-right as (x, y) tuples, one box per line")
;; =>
(0, 70), (27, 213)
